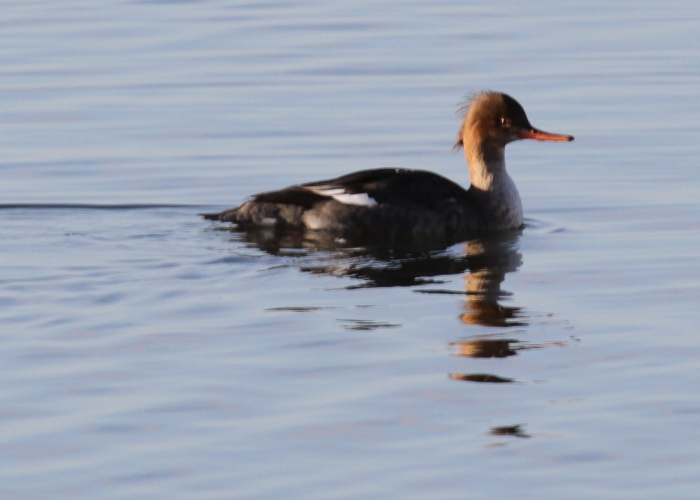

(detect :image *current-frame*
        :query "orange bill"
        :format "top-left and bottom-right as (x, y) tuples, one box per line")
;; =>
(519, 128), (574, 141)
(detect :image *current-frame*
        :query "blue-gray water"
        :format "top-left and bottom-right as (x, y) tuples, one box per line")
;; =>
(2, 1), (700, 498)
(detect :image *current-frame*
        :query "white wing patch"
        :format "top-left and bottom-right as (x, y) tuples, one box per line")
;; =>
(331, 192), (378, 206)
(305, 185), (378, 206)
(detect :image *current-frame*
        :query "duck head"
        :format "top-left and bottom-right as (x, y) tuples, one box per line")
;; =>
(455, 91), (574, 193)
(455, 91), (574, 150)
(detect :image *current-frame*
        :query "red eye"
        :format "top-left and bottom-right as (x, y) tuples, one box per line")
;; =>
(501, 118), (511, 127)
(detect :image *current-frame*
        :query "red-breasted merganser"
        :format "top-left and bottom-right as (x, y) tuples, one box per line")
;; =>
(203, 92), (573, 236)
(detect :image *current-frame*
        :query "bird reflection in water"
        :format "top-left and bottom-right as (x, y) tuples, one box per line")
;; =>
(218, 224), (567, 355)
(222, 225), (519, 289)
(458, 236), (524, 327)
(215, 224), (570, 437)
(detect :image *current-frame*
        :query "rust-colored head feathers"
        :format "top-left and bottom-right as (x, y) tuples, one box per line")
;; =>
(454, 91), (573, 151)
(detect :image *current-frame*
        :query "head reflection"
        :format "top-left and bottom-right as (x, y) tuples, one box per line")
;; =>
(459, 237), (524, 327)
(451, 339), (519, 358)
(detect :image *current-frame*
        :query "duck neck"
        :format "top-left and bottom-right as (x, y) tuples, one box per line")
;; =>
(465, 142), (523, 229)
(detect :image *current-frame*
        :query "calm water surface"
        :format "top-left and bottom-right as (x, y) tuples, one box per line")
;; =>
(2, 1), (700, 498)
